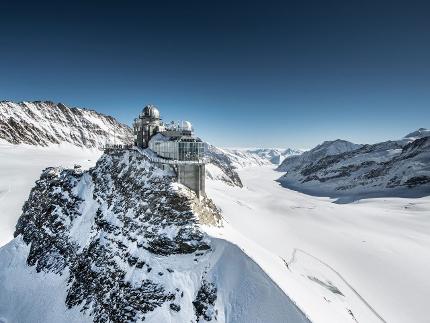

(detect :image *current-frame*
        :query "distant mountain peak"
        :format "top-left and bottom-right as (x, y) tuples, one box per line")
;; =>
(404, 128), (430, 139)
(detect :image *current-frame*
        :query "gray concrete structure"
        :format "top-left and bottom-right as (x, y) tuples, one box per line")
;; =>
(133, 105), (207, 198)
(177, 164), (205, 198)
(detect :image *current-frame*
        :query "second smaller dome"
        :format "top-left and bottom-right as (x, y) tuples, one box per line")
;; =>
(183, 121), (192, 131)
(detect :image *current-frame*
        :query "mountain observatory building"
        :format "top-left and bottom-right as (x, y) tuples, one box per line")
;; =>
(133, 105), (207, 198)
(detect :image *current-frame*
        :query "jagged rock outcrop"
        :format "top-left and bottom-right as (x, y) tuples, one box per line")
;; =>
(206, 146), (246, 187)
(278, 130), (430, 197)
(0, 101), (132, 147)
(14, 150), (218, 322)
(1, 149), (309, 323)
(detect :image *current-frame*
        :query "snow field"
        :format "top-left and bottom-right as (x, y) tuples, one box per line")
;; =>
(206, 165), (430, 323)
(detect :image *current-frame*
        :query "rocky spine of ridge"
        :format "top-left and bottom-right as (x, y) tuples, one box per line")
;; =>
(0, 100), (132, 147)
(14, 149), (221, 322)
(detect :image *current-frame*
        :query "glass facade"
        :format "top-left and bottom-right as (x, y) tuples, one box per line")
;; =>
(149, 139), (206, 161)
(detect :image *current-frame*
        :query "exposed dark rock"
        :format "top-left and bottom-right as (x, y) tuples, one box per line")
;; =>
(170, 303), (181, 312)
(193, 280), (217, 322)
(404, 176), (430, 187)
(14, 149), (219, 322)
(207, 145), (243, 187)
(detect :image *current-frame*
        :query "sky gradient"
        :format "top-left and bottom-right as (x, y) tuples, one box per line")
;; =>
(1, 0), (429, 148)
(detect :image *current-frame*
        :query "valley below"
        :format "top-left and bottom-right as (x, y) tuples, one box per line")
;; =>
(206, 165), (430, 323)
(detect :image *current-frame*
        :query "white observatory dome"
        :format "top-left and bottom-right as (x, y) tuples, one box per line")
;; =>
(183, 121), (192, 131)
(142, 105), (160, 119)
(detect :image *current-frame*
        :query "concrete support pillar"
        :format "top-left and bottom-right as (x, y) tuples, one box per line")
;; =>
(177, 164), (205, 198)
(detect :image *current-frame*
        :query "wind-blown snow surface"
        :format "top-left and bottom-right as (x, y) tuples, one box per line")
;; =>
(0, 150), (309, 323)
(206, 166), (430, 323)
(0, 141), (102, 246)
(0, 101), (132, 147)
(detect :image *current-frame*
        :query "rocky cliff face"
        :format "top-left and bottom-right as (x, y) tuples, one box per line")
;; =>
(0, 149), (308, 323)
(0, 101), (132, 147)
(278, 131), (430, 197)
(14, 150), (218, 322)
(206, 146), (249, 187)
(205, 146), (279, 187)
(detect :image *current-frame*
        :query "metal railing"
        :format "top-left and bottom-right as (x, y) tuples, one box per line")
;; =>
(136, 147), (209, 165)
(102, 144), (133, 150)
(102, 144), (209, 165)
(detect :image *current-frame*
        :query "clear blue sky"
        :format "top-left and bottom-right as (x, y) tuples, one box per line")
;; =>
(1, 1), (429, 149)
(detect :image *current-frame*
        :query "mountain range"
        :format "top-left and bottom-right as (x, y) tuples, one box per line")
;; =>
(0, 101), (131, 147)
(1, 100), (429, 323)
(277, 130), (430, 199)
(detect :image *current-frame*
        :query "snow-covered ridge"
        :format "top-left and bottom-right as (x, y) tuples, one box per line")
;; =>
(278, 139), (361, 173)
(0, 101), (132, 147)
(206, 146), (302, 187)
(206, 145), (272, 187)
(230, 147), (303, 165)
(0, 149), (309, 323)
(278, 130), (430, 197)
(404, 127), (430, 140)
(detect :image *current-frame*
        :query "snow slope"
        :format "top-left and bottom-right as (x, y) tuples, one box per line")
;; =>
(0, 101), (134, 246)
(0, 141), (102, 246)
(0, 101), (132, 147)
(206, 165), (430, 323)
(206, 146), (276, 187)
(0, 149), (309, 323)
(0, 236), (309, 323)
(278, 130), (430, 198)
